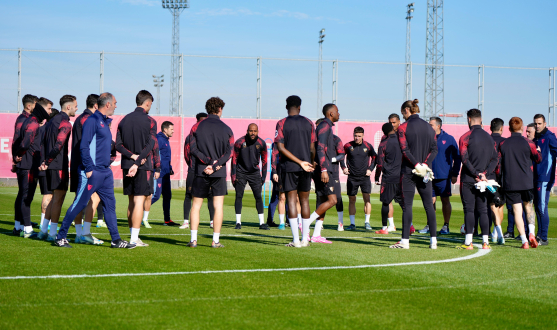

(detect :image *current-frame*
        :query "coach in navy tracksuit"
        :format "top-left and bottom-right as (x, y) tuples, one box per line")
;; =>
(55, 93), (133, 248)
(427, 117), (460, 235)
(532, 114), (557, 245)
(151, 122), (174, 223)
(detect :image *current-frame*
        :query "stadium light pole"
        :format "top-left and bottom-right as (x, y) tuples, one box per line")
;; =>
(153, 74), (164, 114)
(317, 28), (326, 118)
(404, 3), (414, 101)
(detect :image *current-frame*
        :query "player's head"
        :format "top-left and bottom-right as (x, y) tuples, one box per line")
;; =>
(322, 103), (339, 122)
(247, 123), (258, 140)
(353, 126), (364, 144)
(98, 92), (117, 116)
(205, 97), (225, 117)
(388, 113), (400, 131)
(161, 121), (174, 138)
(195, 112), (208, 122)
(60, 95), (78, 117)
(490, 118), (504, 134)
(509, 116), (523, 134)
(136, 90), (153, 113)
(32, 103), (50, 124)
(86, 94), (99, 111)
(38, 97), (53, 115)
(285, 95), (301, 114)
(534, 114), (546, 134)
(315, 118), (324, 126)
(22, 94), (38, 113)
(526, 123), (536, 140)
(49, 108), (59, 118)
(400, 99), (419, 120)
(429, 116), (442, 134)
(382, 122), (394, 136)
(466, 108), (482, 127)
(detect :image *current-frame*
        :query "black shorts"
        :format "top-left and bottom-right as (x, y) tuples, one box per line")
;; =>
(38, 174), (52, 195)
(380, 182), (402, 204)
(314, 171), (336, 196)
(505, 189), (534, 205)
(280, 171), (312, 193)
(432, 178), (452, 197)
(185, 171), (195, 198)
(192, 176), (227, 198)
(235, 171), (262, 190)
(487, 189), (506, 207)
(347, 176), (371, 196)
(123, 169), (152, 196)
(46, 169), (69, 191)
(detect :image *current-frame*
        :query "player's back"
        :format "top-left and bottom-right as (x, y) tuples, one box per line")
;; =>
(275, 114), (315, 173)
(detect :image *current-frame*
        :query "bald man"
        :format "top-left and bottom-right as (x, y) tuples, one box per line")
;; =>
(231, 123), (269, 229)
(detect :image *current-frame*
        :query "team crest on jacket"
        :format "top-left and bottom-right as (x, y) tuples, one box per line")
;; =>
(330, 186), (334, 192)
(242, 142), (247, 148)
(256, 145), (260, 149)
(363, 148), (368, 153)
(542, 139), (545, 144)
(442, 140), (446, 144)
(100, 121), (104, 127)
(350, 146), (354, 151)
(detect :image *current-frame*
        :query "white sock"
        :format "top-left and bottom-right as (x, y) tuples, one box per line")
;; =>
(41, 219), (50, 233)
(482, 235), (489, 244)
(236, 214), (241, 224)
(528, 224), (535, 235)
(388, 217), (394, 227)
(191, 230), (198, 242)
(495, 225), (503, 238)
(302, 218), (311, 241)
(289, 218), (300, 242)
(14, 221), (21, 230)
(465, 234), (473, 245)
(130, 227), (133, 234)
(337, 211), (343, 224)
(24, 225), (33, 233)
(350, 215), (355, 225)
(520, 234), (528, 244)
(382, 226), (388, 230)
(365, 214), (370, 223)
(143, 211), (149, 221)
(75, 224), (82, 237)
(83, 222), (92, 236)
(431, 237), (437, 245)
(309, 211), (320, 224)
(213, 232), (220, 243)
(313, 220), (323, 237)
(401, 238), (409, 245)
(97, 219), (104, 225)
(279, 214), (285, 225)
(258, 214), (264, 225)
(131, 227), (140, 242)
(49, 223), (57, 237)
(297, 214), (302, 223)
(41, 213), (45, 226)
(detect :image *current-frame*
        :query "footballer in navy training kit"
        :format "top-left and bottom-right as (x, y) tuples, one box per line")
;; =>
(275, 95), (316, 248)
(55, 92), (134, 249)
(231, 123), (269, 230)
(340, 126), (376, 231)
(391, 99), (438, 249)
(187, 97), (234, 248)
(115, 90), (159, 247)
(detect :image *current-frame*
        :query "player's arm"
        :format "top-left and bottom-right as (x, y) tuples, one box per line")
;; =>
(271, 143), (278, 178)
(110, 140), (117, 164)
(17, 121), (39, 157)
(189, 124), (212, 165)
(316, 123), (331, 171)
(485, 140), (499, 177)
(231, 138), (241, 183)
(528, 139), (542, 164)
(133, 118), (157, 166)
(375, 142), (385, 182)
(340, 143), (350, 170)
(80, 117), (97, 175)
(115, 124), (134, 159)
(184, 135), (191, 167)
(459, 134), (481, 180)
(259, 139), (268, 183)
(450, 137), (462, 178)
(424, 132), (438, 168)
(44, 121), (71, 167)
(153, 139), (161, 173)
(334, 136), (345, 163)
(367, 143), (377, 172)
(398, 125), (419, 166)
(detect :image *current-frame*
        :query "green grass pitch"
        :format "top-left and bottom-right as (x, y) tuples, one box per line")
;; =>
(0, 186), (556, 329)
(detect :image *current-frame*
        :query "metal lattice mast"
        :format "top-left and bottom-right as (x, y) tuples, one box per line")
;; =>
(317, 29), (325, 117)
(424, 0), (444, 118)
(153, 74), (164, 114)
(404, 3), (414, 101)
(162, 0), (188, 115)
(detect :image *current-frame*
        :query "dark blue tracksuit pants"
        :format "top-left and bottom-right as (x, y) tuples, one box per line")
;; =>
(534, 181), (552, 241)
(57, 167), (120, 241)
(151, 173), (172, 221)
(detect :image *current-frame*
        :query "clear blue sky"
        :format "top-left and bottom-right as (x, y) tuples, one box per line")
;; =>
(1, 0), (555, 123)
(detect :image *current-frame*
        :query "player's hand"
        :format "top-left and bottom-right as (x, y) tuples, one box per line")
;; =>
(537, 146), (541, 153)
(232, 180), (237, 187)
(86, 171), (93, 178)
(11, 164), (17, 173)
(478, 173), (487, 182)
(154, 172), (160, 180)
(272, 174), (279, 182)
(14, 156), (22, 163)
(300, 161), (314, 172)
(39, 119), (47, 127)
(131, 154), (138, 161)
(170, 169), (174, 175)
(127, 164), (138, 177)
(451, 176), (458, 184)
(204, 165), (214, 175)
(375, 180), (380, 185)
(38, 162), (48, 171)
(140, 158), (146, 165)
(366, 169), (372, 177)
(343, 168), (349, 175)
(321, 171), (329, 183)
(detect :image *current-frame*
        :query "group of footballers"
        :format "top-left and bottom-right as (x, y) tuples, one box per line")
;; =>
(10, 91), (554, 250)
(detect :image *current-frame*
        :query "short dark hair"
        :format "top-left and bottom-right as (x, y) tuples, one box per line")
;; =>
(527, 122), (536, 129)
(322, 103), (335, 117)
(38, 97), (53, 108)
(136, 90), (154, 106)
(97, 92), (114, 109)
(430, 116), (442, 128)
(466, 108), (482, 120)
(161, 121), (174, 132)
(490, 118), (504, 132)
(50, 108), (59, 118)
(59, 95), (76, 108)
(315, 118), (325, 126)
(388, 113), (400, 121)
(86, 94), (99, 109)
(534, 114), (546, 122)
(382, 122), (394, 136)
(205, 97), (225, 115)
(354, 126), (364, 134)
(196, 112), (208, 121)
(285, 95), (302, 110)
(22, 94), (38, 107)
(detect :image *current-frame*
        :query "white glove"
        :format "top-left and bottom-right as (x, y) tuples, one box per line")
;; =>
(412, 163), (428, 177)
(474, 180), (500, 192)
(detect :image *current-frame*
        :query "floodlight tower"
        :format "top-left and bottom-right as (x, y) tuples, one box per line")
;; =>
(424, 0), (444, 119)
(404, 3), (414, 100)
(153, 74), (164, 114)
(162, 0), (188, 115)
(317, 28), (325, 117)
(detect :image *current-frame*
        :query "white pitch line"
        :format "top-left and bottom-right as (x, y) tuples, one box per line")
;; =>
(0, 244), (490, 280)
